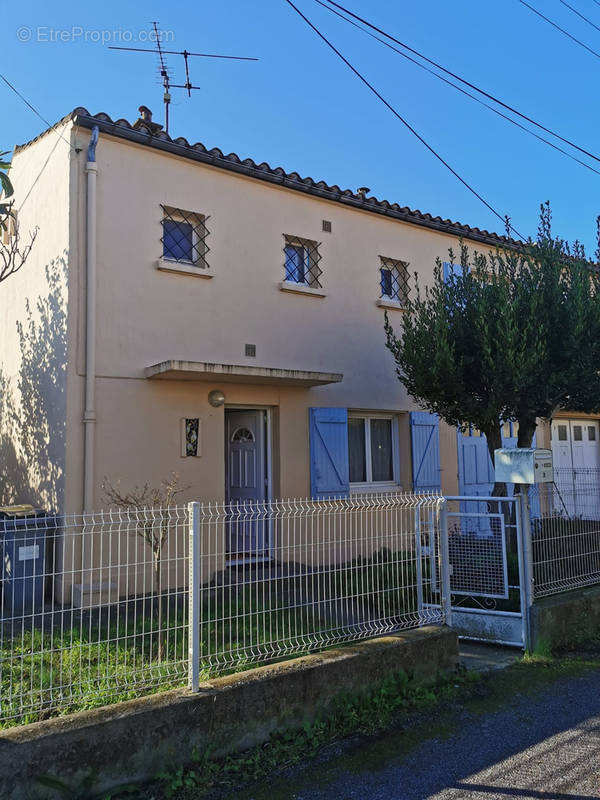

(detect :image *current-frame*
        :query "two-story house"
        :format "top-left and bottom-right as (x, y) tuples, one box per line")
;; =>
(2, 106), (599, 545)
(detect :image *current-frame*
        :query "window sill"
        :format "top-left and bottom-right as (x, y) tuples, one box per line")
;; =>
(156, 259), (214, 279)
(377, 298), (406, 311)
(278, 281), (326, 298)
(350, 483), (403, 494)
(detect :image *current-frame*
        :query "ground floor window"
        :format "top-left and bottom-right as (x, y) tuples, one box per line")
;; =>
(348, 414), (399, 487)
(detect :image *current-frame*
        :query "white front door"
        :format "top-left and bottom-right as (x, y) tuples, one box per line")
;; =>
(551, 419), (600, 517)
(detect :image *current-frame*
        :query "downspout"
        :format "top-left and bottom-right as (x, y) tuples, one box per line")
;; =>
(83, 126), (99, 512)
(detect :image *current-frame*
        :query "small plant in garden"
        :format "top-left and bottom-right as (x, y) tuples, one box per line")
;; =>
(102, 473), (189, 662)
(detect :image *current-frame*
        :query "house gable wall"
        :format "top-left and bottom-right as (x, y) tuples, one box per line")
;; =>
(0, 122), (74, 510)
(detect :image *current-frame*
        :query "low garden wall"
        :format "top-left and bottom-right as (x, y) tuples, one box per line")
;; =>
(530, 583), (600, 651)
(0, 626), (457, 799)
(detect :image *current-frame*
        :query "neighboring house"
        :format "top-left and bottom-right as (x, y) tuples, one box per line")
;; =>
(1, 106), (598, 532)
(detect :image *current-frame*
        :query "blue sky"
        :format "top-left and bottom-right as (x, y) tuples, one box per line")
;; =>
(4, 0), (600, 251)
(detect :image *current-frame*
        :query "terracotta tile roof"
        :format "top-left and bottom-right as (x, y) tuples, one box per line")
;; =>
(14, 107), (517, 248)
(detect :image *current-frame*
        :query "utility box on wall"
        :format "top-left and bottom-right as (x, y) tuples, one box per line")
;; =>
(494, 448), (553, 484)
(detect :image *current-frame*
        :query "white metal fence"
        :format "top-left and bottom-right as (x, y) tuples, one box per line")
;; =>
(530, 471), (600, 598)
(7, 472), (600, 728)
(0, 493), (447, 725)
(0, 507), (189, 724)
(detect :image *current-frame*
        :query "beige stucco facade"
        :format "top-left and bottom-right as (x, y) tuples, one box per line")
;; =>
(1, 109), (488, 520)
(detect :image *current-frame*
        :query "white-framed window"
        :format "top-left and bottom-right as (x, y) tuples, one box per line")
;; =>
(348, 413), (400, 488)
(442, 261), (467, 282)
(161, 205), (209, 268)
(380, 256), (409, 305)
(283, 235), (322, 288)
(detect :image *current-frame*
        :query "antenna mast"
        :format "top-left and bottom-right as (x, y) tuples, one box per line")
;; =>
(109, 22), (258, 134)
(153, 21), (172, 133)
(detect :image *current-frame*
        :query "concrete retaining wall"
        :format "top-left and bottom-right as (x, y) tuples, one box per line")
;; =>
(531, 584), (600, 651)
(0, 626), (457, 799)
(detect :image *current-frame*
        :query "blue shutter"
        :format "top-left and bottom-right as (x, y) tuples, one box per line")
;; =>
(457, 428), (494, 497)
(410, 411), (441, 492)
(309, 408), (350, 499)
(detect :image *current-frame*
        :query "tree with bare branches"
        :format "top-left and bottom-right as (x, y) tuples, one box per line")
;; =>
(102, 473), (188, 662)
(0, 150), (37, 283)
(0, 216), (38, 284)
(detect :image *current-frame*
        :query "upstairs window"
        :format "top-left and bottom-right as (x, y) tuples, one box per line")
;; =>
(379, 256), (409, 305)
(161, 206), (209, 268)
(283, 235), (322, 288)
(443, 261), (469, 282)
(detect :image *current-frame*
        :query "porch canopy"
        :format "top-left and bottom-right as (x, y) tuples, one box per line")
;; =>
(145, 359), (343, 387)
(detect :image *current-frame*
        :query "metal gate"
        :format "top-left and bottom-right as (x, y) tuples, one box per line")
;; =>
(442, 495), (532, 648)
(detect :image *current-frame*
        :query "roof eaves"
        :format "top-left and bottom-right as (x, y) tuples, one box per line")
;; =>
(13, 111), (78, 154)
(22, 107), (519, 249)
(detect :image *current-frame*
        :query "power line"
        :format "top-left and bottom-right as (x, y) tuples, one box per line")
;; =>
(319, 0), (600, 167)
(0, 72), (80, 217)
(519, 0), (600, 60)
(315, 0), (600, 178)
(559, 0), (600, 35)
(283, 0), (524, 240)
(0, 73), (75, 153)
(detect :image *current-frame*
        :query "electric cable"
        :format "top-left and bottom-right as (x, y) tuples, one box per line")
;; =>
(318, 0), (600, 166)
(519, 0), (600, 60)
(315, 0), (600, 177)
(284, 0), (525, 240)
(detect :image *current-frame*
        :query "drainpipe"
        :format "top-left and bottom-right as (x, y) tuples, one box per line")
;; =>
(83, 126), (99, 512)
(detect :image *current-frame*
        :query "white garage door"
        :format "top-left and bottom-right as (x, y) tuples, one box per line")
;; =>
(551, 419), (600, 517)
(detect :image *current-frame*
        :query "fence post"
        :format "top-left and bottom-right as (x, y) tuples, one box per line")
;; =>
(415, 501), (424, 614)
(439, 499), (452, 627)
(516, 491), (534, 651)
(188, 501), (201, 692)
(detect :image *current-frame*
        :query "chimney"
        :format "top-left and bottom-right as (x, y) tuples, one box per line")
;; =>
(133, 106), (163, 134)
(356, 186), (370, 198)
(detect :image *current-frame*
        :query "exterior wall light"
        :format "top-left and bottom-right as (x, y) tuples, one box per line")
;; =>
(208, 389), (225, 407)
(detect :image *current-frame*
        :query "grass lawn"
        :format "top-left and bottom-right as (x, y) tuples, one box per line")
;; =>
(1, 549), (422, 728)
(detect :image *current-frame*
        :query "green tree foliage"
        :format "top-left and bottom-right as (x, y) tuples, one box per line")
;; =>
(385, 204), (600, 479)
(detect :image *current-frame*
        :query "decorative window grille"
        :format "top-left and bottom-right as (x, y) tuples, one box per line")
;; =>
(322, 219), (332, 233)
(283, 235), (322, 288)
(161, 206), (210, 268)
(182, 418), (200, 457)
(380, 256), (409, 305)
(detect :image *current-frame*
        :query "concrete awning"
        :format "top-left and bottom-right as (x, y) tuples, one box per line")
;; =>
(145, 360), (343, 387)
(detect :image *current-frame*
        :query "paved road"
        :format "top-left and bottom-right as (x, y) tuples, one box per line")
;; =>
(249, 667), (600, 800)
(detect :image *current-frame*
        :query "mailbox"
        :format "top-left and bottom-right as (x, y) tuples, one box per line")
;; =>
(494, 448), (553, 484)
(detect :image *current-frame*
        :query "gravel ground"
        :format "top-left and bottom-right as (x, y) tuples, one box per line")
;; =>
(248, 665), (600, 800)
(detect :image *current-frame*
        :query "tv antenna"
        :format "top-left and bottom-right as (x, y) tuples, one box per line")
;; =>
(109, 22), (258, 134)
